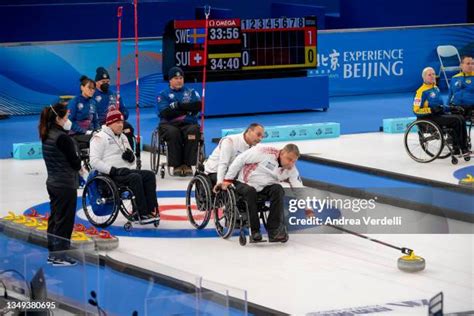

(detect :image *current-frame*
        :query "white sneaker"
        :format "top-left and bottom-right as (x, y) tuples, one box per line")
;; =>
(51, 256), (77, 267)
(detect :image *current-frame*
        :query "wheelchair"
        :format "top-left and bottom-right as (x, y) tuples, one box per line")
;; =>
(404, 119), (470, 165)
(81, 170), (160, 231)
(150, 126), (206, 178)
(212, 186), (270, 246)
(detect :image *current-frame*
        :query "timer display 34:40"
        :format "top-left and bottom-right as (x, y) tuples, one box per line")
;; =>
(209, 57), (241, 70)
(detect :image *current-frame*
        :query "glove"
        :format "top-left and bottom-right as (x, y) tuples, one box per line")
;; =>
(431, 106), (443, 115)
(110, 167), (131, 177)
(450, 106), (465, 114)
(169, 101), (179, 110)
(122, 148), (135, 163)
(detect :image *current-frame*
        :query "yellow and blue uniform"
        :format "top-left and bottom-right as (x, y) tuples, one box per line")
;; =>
(413, 82), (469, 153)
(448, 72), (474, 106)
(412, 83), (445, 117)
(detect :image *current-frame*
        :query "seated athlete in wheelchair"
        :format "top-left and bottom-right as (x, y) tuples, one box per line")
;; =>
(448, 55), (474, 118)
(67, 76), (101, 170)
(448, 55), (474, 148)
(215, 144), (305, 245)
(154, 67), (202, 177)
(405, 67), (470, 164)
(184, 123), (265, 229)
(85, 110), (160, 230)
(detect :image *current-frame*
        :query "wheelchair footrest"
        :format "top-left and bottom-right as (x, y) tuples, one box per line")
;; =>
(131, 217), (160, 225)
(249, 238), (267, 243)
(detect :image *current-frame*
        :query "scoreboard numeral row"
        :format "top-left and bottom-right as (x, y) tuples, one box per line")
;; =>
(241, 17), (306, 30)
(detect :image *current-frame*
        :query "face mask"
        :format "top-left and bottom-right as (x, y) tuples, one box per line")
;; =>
(62, 119), (72, 131)
(100, 83), (110, 93)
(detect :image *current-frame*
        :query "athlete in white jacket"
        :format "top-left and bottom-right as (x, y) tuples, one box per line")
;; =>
(204, 123), (264, 188)
(220, 144), (302, 242)
(89, 110), (159, 223)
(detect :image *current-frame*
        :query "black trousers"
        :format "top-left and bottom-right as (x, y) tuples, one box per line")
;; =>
(428, 114), (468, 151)
(234, 182), (285, 233)
(111, 169), (158, 216)
(47, 185), (77, 253)
(207, 173), (218, 187)
(159, 123), (200, 167)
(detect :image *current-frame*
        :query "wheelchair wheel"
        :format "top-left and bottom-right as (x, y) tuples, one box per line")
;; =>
(150, 128), (161, 175)
(213, 188), (237, 239)
(186, 174), (212, 229)
(124, 222), (132, 232)
(404, 120), (444, 163)
(117, 187), (137, 222)
(82, 175), (120, 228)
(196, 136), (206, 172)
(239, 230), (247, 246)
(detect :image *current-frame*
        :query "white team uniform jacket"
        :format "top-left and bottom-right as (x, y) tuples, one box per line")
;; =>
(224, 145), (303, 192)
(204, 133), (251, 183)
(89, 125), (135, 174)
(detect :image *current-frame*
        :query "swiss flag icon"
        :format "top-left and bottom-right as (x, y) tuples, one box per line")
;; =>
(190, 50), (206, 66)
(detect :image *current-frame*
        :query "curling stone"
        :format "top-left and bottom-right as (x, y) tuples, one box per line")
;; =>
(94, 230), (119, 251)
(398, 250), (425, 272)
(31, 219), (48, 243)
(4, 214), (32, 239)
(0, 212), (17, 231)
(80, 226), (119, 251)
(71, 231), (95, 251)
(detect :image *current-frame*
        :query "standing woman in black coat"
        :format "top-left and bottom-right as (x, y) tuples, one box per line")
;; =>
(39, 103), (82, 266)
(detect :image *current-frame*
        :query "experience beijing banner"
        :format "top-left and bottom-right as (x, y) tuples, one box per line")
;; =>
(313, 24), (474, 96)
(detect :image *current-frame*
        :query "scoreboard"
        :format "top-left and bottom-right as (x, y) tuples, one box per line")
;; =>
(162, 16), (317, 81)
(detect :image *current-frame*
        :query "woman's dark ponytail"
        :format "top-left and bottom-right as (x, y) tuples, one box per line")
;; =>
(38, 103), (68, 141)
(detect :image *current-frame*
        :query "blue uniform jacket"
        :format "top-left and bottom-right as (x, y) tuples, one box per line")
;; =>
(68, 95), (99, 134)
(93, 89), (129, 125)
(156, 86), (201, 125)
(448, 72), (474, 106)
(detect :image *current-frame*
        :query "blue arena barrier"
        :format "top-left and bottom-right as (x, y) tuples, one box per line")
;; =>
(222, 122), (340, 142)
(13, 142), (42, 159)
(382, 117), (416, 133)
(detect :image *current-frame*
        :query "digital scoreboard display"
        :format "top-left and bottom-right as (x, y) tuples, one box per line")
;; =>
(162, 16), (317, 81)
